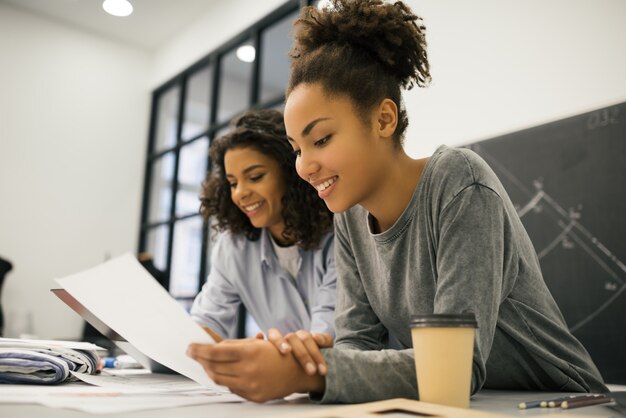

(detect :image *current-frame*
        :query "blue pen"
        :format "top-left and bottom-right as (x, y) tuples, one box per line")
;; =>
(102, 355), (142, 369)
(102, 357), (119, 368)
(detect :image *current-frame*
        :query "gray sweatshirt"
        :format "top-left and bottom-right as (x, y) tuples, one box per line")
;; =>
(317, 145), (606, 404)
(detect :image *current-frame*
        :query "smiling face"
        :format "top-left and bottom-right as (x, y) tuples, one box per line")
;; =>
(284, 83), (391, 214)
(224, 146), (286, 240)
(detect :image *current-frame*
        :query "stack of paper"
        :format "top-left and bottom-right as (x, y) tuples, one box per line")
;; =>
(0, 338), (100, 384)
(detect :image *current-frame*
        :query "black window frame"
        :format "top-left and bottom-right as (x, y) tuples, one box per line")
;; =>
(138, 0), (305, 336)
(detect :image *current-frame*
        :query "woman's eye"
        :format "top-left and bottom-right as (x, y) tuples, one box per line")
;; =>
(314, 135), (331, 147)
(293, 149), (301, 157)
(228, 182), (237, 189)
(250, 174), (264, 182)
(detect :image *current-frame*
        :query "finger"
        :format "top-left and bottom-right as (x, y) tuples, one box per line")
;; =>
(220, 337), (259, 345)
(297, 332), (328, 375)
(187, 343), (242, 362)
(312, 332), (334, 348)
(286, 332), (317, 375)
(201, 326), (223, 343)
(255, 331), (265, 340)
(296, 331), (328, 375)
(267, 328), (291, 354)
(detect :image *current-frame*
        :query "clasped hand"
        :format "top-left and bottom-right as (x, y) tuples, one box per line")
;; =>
(186, 328), (332, 402)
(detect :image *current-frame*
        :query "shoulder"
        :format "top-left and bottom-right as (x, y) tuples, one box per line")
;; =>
(334, 205), (369, 243)
(318, 231), (335, 258)
(425, 145), (504, 208)
(212, 230), (259, 256)
(428, 145), (493, 183)
(314, 231), (335, 250)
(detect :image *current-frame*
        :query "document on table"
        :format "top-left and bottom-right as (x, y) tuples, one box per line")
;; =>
(70, 369), (216, 393)
(0, 384), (243, 414)
(55, 253), (215, 387)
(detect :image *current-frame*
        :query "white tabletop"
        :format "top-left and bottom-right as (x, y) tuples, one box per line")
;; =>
(0, 388), (622, 418)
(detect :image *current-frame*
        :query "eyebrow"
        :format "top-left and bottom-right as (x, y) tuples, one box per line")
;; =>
(287, 117), (331, 143)
(225, 164), (265, 178)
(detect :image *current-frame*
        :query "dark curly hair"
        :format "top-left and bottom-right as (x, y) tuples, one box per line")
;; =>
(287, 0), (430, 147)
(200, 109), (333, 250)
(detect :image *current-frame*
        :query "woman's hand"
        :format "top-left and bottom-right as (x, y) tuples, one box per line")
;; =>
(187, 338), (325, 402)
(266, 328), (333, 376)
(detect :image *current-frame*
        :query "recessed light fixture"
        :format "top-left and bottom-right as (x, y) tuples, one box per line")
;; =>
(102, 0), (134, 17)
(236, 45), (256, 63)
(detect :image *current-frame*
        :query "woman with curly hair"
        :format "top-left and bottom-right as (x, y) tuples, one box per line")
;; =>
(189, 108), (336, 349)
(188, 0), (606, 403)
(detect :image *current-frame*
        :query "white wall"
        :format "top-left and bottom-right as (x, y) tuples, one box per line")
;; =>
(404, 0), (626, 158)
(0, 3), (151, 339)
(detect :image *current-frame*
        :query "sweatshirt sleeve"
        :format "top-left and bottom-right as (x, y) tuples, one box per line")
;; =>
(434, 182), (508, 394)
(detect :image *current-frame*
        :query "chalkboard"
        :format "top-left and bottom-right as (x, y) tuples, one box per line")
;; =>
(467, 101), (626, 384)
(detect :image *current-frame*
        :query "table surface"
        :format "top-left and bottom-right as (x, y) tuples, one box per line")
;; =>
(1, 388), (623, 418)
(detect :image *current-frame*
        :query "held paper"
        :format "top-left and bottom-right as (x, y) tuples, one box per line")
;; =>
(55, 253), (215, 387)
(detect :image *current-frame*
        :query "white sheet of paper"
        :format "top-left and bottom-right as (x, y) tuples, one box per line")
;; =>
(70, 370), (220, 393)
(55, 253), (215, 387)
(0, 384), (243, 414)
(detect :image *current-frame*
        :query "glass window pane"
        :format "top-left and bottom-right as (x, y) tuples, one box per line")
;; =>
(145, 225), (170, 272)
(259, 10), (299, 103)
(148, 153), (176, 223)
(154, 86), (180, 152)
(170, 216), (204, 298)
(204, 216), (219, 275)
(182, 66), (212, 140)
(176, 137), (209, 216)
(217, 41), (253, 124)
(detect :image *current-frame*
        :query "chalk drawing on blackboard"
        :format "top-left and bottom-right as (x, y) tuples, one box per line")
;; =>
(472, 145), (626, 333)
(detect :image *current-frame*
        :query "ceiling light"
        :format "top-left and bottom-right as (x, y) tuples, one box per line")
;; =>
(236, 45), (256, 63)
(102, 0), (133, 17)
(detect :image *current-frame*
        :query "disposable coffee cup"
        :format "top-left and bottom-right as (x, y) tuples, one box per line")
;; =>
(410, 313), (477, 408)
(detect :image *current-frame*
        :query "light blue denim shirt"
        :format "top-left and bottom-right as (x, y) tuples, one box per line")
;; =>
(190, 228), (336, 339)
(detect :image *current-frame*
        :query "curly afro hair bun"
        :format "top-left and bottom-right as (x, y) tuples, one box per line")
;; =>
(291, 0), (430, 90)
(287, 0), (430, 146)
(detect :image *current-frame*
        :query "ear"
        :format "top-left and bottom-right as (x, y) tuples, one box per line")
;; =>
(375, 98), (398, 139)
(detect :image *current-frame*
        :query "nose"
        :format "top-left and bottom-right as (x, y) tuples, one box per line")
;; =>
(231, 182), (251, 201)
(296, 150), (321, 183)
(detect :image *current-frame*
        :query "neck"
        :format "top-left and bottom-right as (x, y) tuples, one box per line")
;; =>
(361, 150), (428, 233)
(268, 223), (295, 247)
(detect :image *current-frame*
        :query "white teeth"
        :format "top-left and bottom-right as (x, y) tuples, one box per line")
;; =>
(244, 202), (262, 211)
(316, 177), (336, 192)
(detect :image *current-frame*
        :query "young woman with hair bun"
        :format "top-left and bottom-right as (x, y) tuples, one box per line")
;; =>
(188, 0), (606, 403)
